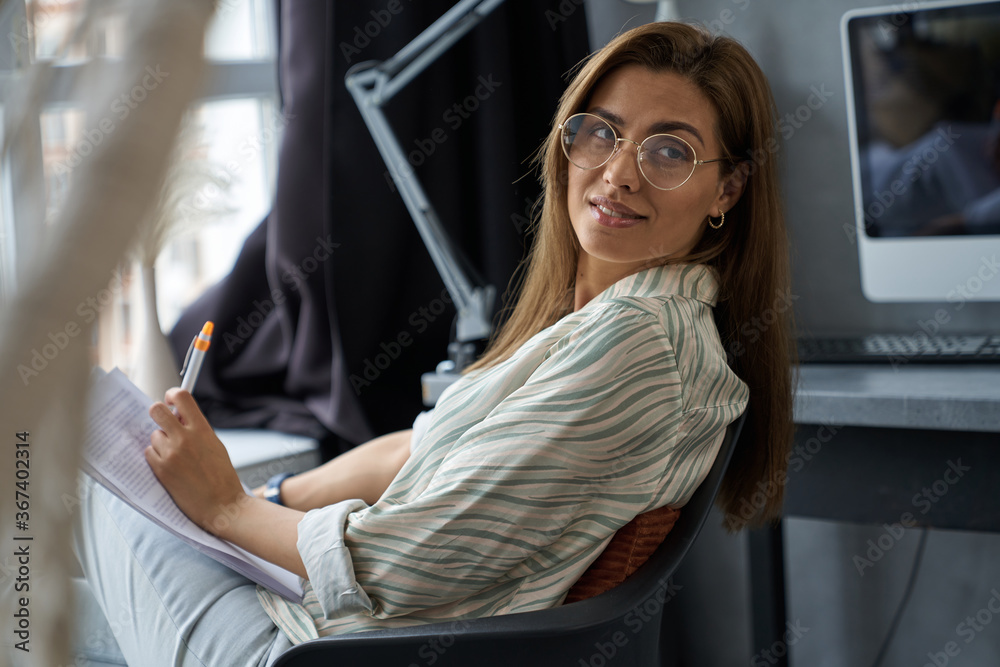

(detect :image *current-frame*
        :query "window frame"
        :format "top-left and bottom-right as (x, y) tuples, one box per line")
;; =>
(0, 0), (280, 305)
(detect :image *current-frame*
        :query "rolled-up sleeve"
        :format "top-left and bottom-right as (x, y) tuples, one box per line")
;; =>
(297, 499), (373, 619)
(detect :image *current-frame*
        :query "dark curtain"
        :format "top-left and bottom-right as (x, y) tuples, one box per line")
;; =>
(169, 0), (590, 459)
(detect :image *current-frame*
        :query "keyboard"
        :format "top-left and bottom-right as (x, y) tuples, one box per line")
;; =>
(797, 334), (1000, 364)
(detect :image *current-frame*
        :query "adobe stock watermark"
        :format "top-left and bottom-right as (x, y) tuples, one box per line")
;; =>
(778, 84), (834, 141)
(339, 0), (415, 64)
(241, 438), (318, 490)
(724, 422), (842, 530)
(407, 619), (473, 666)
(874, 1), (927, 40)
(921, 588), (1000, 667)
(58, 599), (148, 667)
(0, 551), (24, 592)
(545, 0), (584, 30)
(383, 74), (503, 193)
(220, 287), (287, 354)
(51, 65), (171, 176)
(844, 125), (961, 244)
(178, 109), (294, 224)
(705, 0), (756, 35)
(852, 459), (970, 576)
(576, 444), (648, 503)
(281, 235), (342, 292)
(881, 255), (998, 372)
(221, 234), (341, 353)
(62, 473), (105, 517)
(214, 0), (244, 20)
(750, 619), (810, 667)
(84, 419), (157, 473)
(725, 289), (800, 358)
(349, 288), (454, 395)
(510, 195), (541, 235)
(209, 492), (255, 534)
(947, 254), (1000, 309)
(17, 267), (129, 386)
(7, 0), (73, 56)
(732, 81), (833, 181)
(576, 577), (682, 667)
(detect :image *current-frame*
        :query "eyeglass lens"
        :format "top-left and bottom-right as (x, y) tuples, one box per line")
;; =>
(561, 113), (696, 190)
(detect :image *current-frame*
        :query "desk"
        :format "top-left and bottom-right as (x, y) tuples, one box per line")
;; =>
(749, 364), (1000, 666)
(216, 429), (321, 488)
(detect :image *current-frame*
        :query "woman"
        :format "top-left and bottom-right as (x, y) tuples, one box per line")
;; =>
(72, 21), (793, 666)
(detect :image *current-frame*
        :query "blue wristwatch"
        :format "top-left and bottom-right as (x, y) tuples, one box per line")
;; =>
(263, 472), (295, 505)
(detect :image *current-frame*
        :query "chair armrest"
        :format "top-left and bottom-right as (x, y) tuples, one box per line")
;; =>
(273, 592), (644, 666)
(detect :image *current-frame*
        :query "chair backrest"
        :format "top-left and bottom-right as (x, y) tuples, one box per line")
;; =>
(564, 503), (682, 604)
(611, 409), (747, 606)
(274, 411), (747, 667)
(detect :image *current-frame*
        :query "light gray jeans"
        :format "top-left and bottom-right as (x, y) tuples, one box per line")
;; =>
(71, 473), (294, 666)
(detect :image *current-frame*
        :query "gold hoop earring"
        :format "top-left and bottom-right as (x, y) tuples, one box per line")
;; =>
(708, 210), (724, 230)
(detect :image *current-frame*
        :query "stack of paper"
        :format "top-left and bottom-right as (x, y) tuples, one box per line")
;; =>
(82, 367), (303, 602)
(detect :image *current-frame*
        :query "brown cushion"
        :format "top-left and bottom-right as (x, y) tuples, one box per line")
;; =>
(564, 505), (681, 604)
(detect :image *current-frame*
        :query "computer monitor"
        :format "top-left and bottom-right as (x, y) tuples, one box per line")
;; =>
(842, 0), (1000, 302)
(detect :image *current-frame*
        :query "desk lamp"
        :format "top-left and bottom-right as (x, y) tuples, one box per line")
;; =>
(345, 0), (506, 406)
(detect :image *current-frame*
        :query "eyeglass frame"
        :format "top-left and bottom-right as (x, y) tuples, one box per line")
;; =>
(557, 112), (734, 191)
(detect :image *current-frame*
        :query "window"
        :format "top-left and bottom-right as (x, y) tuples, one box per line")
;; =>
(0, 0), (279, 374)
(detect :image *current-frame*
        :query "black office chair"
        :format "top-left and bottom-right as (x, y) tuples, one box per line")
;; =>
(274, 411), (747, 667)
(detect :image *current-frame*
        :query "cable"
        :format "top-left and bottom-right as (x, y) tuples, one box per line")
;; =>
(870, 527), (930, 667)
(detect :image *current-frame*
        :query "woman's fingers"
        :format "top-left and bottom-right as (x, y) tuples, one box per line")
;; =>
(148, 388), (210, 449)
(164, 388), (208, 428)
(148, 401), (182, 440)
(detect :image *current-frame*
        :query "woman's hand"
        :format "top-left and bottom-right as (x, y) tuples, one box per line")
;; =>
(145, 388), (247, 536)
(145, 388), (308, 577)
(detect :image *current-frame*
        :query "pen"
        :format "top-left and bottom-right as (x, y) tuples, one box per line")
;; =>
(180, 321), (213, 393)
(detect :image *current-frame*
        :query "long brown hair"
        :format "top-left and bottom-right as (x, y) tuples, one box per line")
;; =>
(467, 22), (795, 530)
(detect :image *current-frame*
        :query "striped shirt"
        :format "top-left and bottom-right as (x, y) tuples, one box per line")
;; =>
(256, 261), (748, 642)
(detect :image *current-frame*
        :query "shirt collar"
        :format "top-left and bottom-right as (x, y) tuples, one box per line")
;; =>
(597, 262), (720, 307)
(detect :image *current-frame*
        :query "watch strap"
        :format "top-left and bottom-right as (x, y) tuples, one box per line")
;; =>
(263, 472), (295, 505)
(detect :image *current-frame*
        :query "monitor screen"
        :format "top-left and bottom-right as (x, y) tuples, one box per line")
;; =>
(842, 0), (1000, 301)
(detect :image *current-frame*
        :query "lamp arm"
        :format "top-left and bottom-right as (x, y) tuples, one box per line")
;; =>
(376, 0), (507, 102)
(345, 0), (507, 345)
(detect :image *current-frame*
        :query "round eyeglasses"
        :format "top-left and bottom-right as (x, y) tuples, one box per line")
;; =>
(558, 112), (731, 191)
